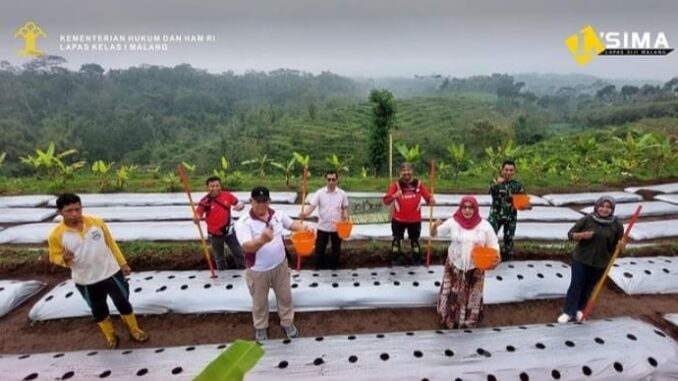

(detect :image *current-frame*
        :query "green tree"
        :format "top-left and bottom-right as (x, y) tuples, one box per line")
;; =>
(367, 89), (396, 175)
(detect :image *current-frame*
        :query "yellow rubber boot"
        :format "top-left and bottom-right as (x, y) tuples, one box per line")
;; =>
(121, 314), (149, 342)
(97, 317), (119, 349)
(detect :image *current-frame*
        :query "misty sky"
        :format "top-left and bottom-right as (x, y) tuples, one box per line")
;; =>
(1, 0), (677, 80)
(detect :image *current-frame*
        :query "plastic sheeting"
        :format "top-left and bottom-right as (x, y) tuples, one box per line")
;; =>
(51, 204), (315, 222)
(28, 261), (568, 321)
(0, 221), (303, 244)
(331, 222), (574, 241)
(247, 317), (678, 381)
(608, 256), (678, 295)
(0, 223), (55, 244)
(0, 280), (45, 318)
(2, 318), (678, 381)
(626, 183), (678, 194)
(0, 195), (54, 208)
(421, 206), (582, 222)
(542, 191), (642, 206)
(580, 201), (678, 219)
(0, 208), (56, 223)
(314, 193), (549, 206)
(656, 194), (678, 206)
(2, 219), (674, 245)
(665, 313), (678, 328)
(46, 192), (297, 207)
(628, 220), (678, 241)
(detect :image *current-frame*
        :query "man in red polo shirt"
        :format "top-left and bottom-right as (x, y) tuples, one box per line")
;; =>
(194, 176), (246, 269)
(383, 163), (434, 266)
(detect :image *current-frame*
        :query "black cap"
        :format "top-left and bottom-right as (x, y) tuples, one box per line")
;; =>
(251, 186), (270, 201)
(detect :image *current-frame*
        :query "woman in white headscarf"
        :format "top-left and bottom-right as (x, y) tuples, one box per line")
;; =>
(557, 196), (625, 323)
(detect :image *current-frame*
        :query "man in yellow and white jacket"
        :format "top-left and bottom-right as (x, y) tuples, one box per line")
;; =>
(48, 193), (149, 349)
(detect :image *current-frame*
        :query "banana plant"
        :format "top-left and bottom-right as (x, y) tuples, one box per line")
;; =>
(181, 161), (196, 172)
(596, 160), (616, 183)
(21, 143), (83, 183)
(91, 160), (115, 191)
(212, 156), (230, 180)
(325, 154), (349, 174)
(120, 164), (139, 179)
(395, 142), (424, 163)
(271, 157), (296, 187)
(643, 133), (676, 176)
(573, 135), (597, 165)
(292, 152), (310, 167)
(146, 166), (161, 179)
(115, 167), (130, 190)
(163, 172), (180, 192)
(360, 166), (369, 178)
(435, 161), (450, 179)
(483, 139), (519, 172)
(446, 143), (468, 177)
(242, 154), (273, 177)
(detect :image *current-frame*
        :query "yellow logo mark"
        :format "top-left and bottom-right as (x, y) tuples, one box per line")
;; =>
(565, 25), (605, 65)
(15, 21), (47, 57)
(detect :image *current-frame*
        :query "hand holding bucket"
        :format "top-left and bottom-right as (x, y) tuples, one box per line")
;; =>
(291, 231), (315, 257)
(336, 220), (353, 240)
(472, 246), (500, 270)
(512, 194), (531, 210)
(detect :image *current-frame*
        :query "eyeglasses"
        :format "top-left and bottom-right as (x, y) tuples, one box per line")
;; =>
(326, 178), (337, 182)
(461, 206), (474, 210)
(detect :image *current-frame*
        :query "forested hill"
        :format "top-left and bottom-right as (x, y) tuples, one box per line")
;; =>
(0, 57), (676, 177)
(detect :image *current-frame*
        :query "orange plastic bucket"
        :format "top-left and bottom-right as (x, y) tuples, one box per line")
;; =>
(291, 231), (315, 257)
(472, 246), (499, 270)
(512, 194), (531, 210)
(336, 221), (353, 240)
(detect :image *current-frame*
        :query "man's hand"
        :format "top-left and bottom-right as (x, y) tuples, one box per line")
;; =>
(234, 202), (245, 212)
(302, 224), (316, 234)
(63, 249), (74, 264)
(495, 176), (505, 184)
(121, 264), (132, 276)
(193, 215), (201, 225)
(428, 197), (436, 206)
(619, 238), (628, 252)
(578, 231), (594, 240)
(260, 227), (274, 243)
(392, 190), (403, 199)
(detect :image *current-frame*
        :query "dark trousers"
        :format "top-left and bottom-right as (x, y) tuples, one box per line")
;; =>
(563, 259), (605, 316)
(75, 270), (133, 322)
(210, 232), (246, 270)
(391, 220), (422, 265)
(315, 230), (342, 270)
(488, 215), (517, 261)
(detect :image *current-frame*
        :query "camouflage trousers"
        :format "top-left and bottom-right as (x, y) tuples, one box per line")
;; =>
(488, 214), (517, 261)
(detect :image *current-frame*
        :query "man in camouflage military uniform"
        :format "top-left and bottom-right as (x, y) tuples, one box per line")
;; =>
(488, 160), (528, 261)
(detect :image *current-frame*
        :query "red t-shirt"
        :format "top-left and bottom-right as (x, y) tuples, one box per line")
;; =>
(196, 191), (239, 235)
(383, 179), (431, 223)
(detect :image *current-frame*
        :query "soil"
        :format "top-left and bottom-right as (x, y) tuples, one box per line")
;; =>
(1, 252), (677, 354)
